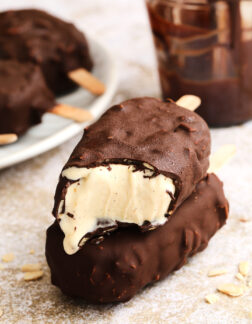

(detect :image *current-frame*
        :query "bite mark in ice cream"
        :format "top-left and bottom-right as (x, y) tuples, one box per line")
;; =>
(58, 163), (175, 255)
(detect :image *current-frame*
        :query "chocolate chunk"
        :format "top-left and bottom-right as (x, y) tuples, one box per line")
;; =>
(0, 9), (93, 95)
(0, 60), (55, 135)
(46, 173), (228, 303)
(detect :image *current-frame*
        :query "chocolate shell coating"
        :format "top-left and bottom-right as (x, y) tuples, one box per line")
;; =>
(0, 60), (55, 135)
(46, 173), (228, 304)
(0, 9), (93, 95)
(53, 97), (210, 220)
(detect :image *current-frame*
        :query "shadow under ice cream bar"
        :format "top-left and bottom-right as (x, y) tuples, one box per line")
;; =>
(52, 97), (210, 255)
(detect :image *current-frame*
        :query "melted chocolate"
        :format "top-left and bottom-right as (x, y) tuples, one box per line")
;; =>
(147, 0), (252, 126)
(0, 9), (93, 95)
(46, 173), (229, 303)
(0, 60), (55, 135)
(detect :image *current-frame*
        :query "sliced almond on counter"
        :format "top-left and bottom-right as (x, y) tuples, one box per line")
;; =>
(2, 253), (15, 263)
(235, 273), (244, 281)
(239, 261), (249, 277)
(217, 283), (244, 297)
(205, 294), (219, 304)
(21, 263), (42, 272)
(24, 270), (44, 281)
(208, 268), (228, 277)
(239, 218), (249, 223)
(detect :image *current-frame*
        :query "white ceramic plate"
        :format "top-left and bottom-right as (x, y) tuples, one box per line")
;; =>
(0, 36), (118, 170)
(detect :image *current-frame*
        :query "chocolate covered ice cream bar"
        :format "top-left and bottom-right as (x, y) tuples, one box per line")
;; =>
(0, 60), (55, 135)
(53, 97), (210, 255)
(0, 9), (93, 95)
(46, 173), (228, 303)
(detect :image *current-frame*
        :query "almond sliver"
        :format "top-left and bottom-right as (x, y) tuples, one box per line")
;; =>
(205, 293), (219, 304)
(21, 263), (42, 272)
(208, 268), (227, 277)
(239, 261), (249, 277)
(24, 270), (43, 281)
(217, 283), (244, 297)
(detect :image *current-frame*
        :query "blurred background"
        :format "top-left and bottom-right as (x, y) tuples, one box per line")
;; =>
(0, 1), (251, 323)
(0, 0), (160, 101)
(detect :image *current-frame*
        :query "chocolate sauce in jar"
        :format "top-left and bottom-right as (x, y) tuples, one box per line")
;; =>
(147, 0), (252, 126)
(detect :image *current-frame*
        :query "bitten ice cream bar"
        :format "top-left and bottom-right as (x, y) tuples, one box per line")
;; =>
(53, 97), (210, 255)
(46, 173), (228, 303)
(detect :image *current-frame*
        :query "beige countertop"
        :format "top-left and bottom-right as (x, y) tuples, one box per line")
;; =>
(0, 1), (252, 323)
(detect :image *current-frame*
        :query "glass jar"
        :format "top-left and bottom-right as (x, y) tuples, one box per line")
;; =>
(146, 0), (252, 126)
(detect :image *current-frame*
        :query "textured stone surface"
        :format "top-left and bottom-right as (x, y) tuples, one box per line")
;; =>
(0, 0), (252, 323)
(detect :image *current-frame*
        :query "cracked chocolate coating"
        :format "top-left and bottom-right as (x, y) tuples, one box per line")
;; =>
(53, 97), (210, 223)
(0, 60), (55, 135)
(0, 9), (93, 95)
(46, 173), (229, 304)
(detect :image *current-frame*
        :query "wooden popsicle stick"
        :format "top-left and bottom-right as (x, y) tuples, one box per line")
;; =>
(0, 104), (93, 146)
(50, 103), (93, 123)
(0, 133), (18, 146)
(0, 94), (200, 146)
(176, 95), (201, 111)
(68, 68), (105, 95)
(176, 96), (235, 172)
(208, 144), (236, 173)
